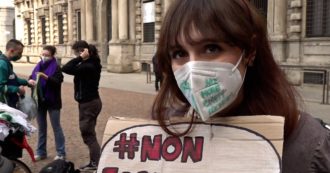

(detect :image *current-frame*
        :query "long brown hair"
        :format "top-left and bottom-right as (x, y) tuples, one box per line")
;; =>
(152, 0), (300, 138)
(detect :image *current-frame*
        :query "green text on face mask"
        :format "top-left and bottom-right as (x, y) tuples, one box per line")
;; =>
(200, 85), (220, 99)
(205, 78), (218, 87)
(207, 93), (233, 115)
(199, 79), (234, 115)
(202, 87), (226, 107)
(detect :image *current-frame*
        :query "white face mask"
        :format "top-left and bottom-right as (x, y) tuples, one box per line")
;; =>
(41, 56), (51, 62)
(174, 51), (246, 121)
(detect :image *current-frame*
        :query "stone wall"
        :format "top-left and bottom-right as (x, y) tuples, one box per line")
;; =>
(0, 7), (15, 51)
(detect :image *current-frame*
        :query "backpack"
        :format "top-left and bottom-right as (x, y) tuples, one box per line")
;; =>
(39, 159), (80, 173)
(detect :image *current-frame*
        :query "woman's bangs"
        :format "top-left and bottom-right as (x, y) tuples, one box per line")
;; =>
(184, 21), (230, 45)
(167, 6), (232, 48)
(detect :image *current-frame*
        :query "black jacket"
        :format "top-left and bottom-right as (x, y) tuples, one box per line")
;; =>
(282, 112), (330, 172)
(62, 56), (102, 103)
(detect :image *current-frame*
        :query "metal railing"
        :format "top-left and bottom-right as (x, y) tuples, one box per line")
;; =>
(141, 61), (152, 83)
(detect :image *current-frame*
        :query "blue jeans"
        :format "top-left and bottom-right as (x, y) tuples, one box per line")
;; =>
(36, 108), (66, 157)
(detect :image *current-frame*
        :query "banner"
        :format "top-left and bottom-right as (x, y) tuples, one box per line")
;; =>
(98, 116), (284, 173)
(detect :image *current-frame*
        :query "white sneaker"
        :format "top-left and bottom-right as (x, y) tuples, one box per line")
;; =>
(34, 155), (47, 161)
(54, 155), (66, 160)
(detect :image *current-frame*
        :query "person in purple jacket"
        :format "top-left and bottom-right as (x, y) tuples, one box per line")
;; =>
(28, 45), (66, 161)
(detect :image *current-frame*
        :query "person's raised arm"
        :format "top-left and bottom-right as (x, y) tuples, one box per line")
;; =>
(61, 56), (82, 75)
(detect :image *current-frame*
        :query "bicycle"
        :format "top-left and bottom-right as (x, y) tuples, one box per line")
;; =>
(11, 159), (31, 173)
(0, 127), (35, 173)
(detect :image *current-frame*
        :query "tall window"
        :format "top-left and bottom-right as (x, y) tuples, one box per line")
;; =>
(250, 0), (268, 18)
(26, 19), (32, 45)
(143, 0), (155, 42)
(58, 15), (64, 44)
(306, 0), (330, 37)
(76, 11), (81, 40)
(41, 17), (46, 44)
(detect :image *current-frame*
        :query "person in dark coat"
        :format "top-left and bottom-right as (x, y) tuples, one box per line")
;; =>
(152, 54), (162, 91)
(28, 45), (66, 161)
(62, 40), (102, 171)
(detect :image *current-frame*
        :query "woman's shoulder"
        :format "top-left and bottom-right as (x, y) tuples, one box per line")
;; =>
(287, 112), (329, 146)
(301, 112), (329, 132)
(283, 112), (330, 172)
(307, 114), (330, 171)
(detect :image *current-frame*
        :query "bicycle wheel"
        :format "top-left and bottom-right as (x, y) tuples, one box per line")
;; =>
(11, 159), (32, 173)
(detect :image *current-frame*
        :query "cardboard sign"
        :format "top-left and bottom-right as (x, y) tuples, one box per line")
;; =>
(98, 116), (284, 173)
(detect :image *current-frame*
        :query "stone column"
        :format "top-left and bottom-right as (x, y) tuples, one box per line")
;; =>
(45, 15), (50, 43)
(269, 0), (287, 62)
(97, 0), (109, 66)
(0, 7), (14, 51)
(67, 0), (73, 43)
(14, 4), (24, 42)
(49, 0), (54, 44)
(118, 0), (128, 40)
(284, 0), (303, 85)
(33, 2), (38, 45)
(30, 13), (35, 44)
(97, 0), (106, 42)
(80, 0), (86, 40)
(85, 0), (94, 42)
(129, 0), (136, 41)
(107, 0), (135, 73)
(111, 0), (118, 42)
(63, 13), (68, 43)
(274, 0), (287, 39)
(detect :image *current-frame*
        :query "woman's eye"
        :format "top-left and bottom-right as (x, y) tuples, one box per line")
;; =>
(205, 44), (221, 53)
(171, 50), (187, 59)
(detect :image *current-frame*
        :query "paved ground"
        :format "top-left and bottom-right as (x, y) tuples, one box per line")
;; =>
(11, 62), (330, 172)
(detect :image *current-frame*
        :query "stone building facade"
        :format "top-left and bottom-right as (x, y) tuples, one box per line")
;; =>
(0, 2), (15, 51)
(14, 0), (169, 72)
(14, 0), (330, 82)
(264, 0), (330, 84)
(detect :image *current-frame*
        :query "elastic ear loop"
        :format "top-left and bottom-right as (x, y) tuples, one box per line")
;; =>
(229, 50), (248, 105)
(231, 50), (245, 73)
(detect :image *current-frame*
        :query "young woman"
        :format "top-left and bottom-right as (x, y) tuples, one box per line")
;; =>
(152, 0), (330, 172)
(62, 40), (102, 171)
(28, 45), (66, 161)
